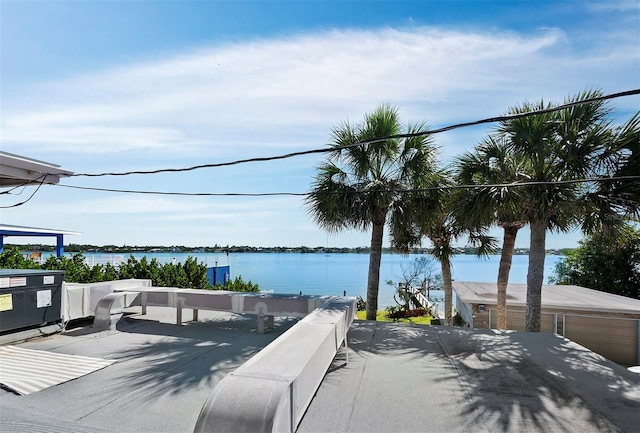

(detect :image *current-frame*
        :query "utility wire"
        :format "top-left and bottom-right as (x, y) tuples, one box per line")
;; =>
(0, 176), (47, 195)
(55, 183), (309, 196)
(359, 89), (640, 143)
(9, 88), (639, 207)
(53, 175), (640, 197)
(70, 88), (640, 178)
(0, 175), (48, 208)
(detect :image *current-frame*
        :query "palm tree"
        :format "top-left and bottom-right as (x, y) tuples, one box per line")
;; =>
(498, 89), (617, 332)
(306, 104), (441, 320)
(423, 209), (457, 326)
(392, 173), (496, 326)
(590, 112), (640, 225)
(456, 136), (528, 330)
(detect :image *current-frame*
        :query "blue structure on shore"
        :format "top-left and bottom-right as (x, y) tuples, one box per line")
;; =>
(207, 265), (230, 286)
(0, 224), (80, 257)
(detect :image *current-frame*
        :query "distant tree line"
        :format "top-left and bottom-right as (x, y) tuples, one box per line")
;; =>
(5, 243), (563, 255)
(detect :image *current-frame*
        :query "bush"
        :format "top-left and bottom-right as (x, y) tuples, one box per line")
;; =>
(385, 306), (430, 320)
(550, 226), (640, 299)
(212, 276), (259, 292)
(119, 255), (163, 284)
(41, 253), (92, 283)
(0, 246), (41, 270)
(452, 312), (466, 327)
(0, 249), (251, 292)
(107, 255), (211, 289)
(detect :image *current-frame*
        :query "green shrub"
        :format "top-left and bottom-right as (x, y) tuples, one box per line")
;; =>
(452, 312), (466, 327)
(41, 253), (92, 283)
(0, 246), (40, 270)
(180, 256), (210, 289)
(212, 276), (258, 292)
(386, 306), (430, 321)
(0, 248), (257, 293)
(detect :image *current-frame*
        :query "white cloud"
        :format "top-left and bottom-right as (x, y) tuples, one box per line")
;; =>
(2, 22), (638, 248)
(7, 25), (635, 160)
(586, 1), (639, 12)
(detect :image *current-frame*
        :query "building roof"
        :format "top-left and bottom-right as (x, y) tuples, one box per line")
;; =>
(0, 224), (81, 237)
(1, 307), (638, 433)
(453, 281), (640, 315)
(0, 151), (74, 187)
(299, 321), (640, 433)
(0, 224), (81, 257)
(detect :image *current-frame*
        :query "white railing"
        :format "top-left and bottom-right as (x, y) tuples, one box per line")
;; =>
(83, 255), (126, 267)
(405, 286), (440, 317)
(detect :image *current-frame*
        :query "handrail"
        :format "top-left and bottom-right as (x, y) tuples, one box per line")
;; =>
(406, 286), (439, 316)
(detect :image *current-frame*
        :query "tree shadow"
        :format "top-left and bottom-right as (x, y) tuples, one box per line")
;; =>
(68, 312), (300, 401)
(337, 321), (638, 433)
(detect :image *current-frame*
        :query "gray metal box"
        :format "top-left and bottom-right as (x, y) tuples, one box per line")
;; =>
(0, 269), (64, 332)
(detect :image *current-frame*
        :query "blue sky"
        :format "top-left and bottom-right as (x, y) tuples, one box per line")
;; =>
(1, 0), (639, 249)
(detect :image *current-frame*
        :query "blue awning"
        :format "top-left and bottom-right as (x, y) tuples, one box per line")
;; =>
(0, 224), (81, 257)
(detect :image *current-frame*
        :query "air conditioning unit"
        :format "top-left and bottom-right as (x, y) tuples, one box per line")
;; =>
(0, 269), (64, 332)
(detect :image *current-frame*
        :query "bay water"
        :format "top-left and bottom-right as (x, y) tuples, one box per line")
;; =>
(80, 252), (563, 309)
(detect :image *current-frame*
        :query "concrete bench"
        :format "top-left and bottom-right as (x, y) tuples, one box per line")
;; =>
(193, 296), (356, 433)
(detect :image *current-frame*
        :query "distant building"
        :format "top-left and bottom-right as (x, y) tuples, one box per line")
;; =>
(454, 281), (640, 366)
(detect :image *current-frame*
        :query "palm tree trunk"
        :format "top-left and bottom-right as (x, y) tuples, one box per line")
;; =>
(440, 259), (453, 326)
(526, 218), (547, 332)
(496, 225), (519, 330)
(366, 217), (385, 320)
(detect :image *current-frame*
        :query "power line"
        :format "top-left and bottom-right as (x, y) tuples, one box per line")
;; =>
(0, 176), (47, 195)
(0, 175), (48, 208)
(70, 88), (640, 178)
(8, 88), (638, 207)
(360, 89), (640, 143)
(53, 175), (640, 197)
(55, 183), (308, 196)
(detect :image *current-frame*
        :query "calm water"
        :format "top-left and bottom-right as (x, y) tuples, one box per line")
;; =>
(77, 252), (562, 309)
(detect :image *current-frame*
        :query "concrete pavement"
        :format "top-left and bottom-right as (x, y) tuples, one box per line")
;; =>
(0, 308), (299, 433)
(0, 309), (638, 432)
(298, 322), (640, 433)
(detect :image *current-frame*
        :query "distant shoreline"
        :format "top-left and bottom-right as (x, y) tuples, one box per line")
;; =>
(7, 244), (569, 256)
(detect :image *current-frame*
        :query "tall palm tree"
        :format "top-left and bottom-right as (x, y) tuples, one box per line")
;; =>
(498, 89), (617, 332)
(423, 208), (456, 326)
(306, 104), (441, 320)
(422, 209), (496, 326)
(392, 174), (496, 326)
(456, 136), (528, 330)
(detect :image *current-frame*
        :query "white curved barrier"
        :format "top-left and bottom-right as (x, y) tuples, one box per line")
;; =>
(193, 297), (356, 433)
